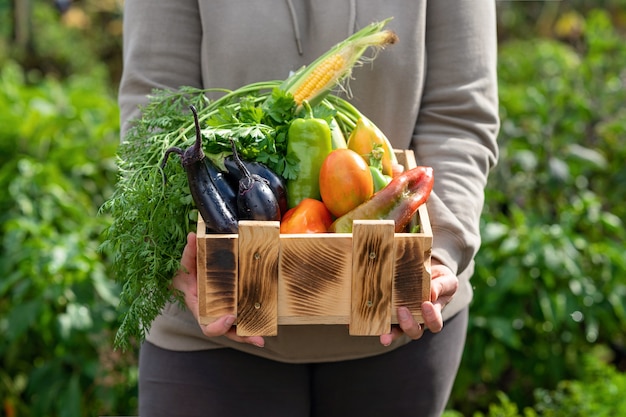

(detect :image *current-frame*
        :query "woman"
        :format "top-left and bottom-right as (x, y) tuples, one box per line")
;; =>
(118, 1), (499, 416)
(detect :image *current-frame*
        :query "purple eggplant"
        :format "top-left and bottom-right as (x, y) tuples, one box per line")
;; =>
(229, 140), (281, 222)
(161, 106), (238, 233)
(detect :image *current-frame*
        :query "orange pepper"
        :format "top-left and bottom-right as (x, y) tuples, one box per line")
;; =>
(279, 198), (334, 234)
(347, 117), (397, 177)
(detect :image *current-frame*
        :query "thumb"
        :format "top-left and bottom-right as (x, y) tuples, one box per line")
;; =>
(181, 232), (198, 277)
(173, 232), (198, 298)
(174, 232), (199, 318)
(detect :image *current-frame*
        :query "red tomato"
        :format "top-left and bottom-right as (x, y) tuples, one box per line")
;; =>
(319, 149), (374, 218)
(280, 198), (333, 234)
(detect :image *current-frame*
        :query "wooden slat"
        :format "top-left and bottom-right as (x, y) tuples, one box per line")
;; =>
(391, 231), (432, 323)
(278, 234), (352, 324)
(389, 153), (431, 323)
(349, 220), (395, 335)
(397, 149), (417, 169)
(236, 221), (280, 336)
(197, 218), (238, 325)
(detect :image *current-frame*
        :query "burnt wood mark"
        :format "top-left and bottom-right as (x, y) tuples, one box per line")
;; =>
(237, 221), (280, 336)
(279, 236), (351, 318)
(197, 230), (238, 324)
(350, 220), (395, 335)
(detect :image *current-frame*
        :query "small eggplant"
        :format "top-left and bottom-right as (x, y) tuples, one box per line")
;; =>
(161, 106), (238, 233)
(229, 140), (281, 222)
(223, 156), (288, 216)
(205, 160), (238, 215)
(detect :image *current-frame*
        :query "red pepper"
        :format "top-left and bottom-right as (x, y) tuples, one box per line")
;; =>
(280, 198), (334, 234)
(328, 166), (434, 233)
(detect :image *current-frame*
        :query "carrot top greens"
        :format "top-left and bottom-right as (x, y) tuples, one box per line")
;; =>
(100, 83), (302, 350)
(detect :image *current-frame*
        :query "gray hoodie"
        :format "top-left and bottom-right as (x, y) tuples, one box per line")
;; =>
(118, 0), (499, 363)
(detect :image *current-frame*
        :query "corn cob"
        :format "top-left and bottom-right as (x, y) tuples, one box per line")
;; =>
(280, 18), (398, 110)
(292, 53), (347, 105)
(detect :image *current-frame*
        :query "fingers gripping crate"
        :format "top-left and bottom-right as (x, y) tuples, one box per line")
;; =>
(196, 150), (432, 336)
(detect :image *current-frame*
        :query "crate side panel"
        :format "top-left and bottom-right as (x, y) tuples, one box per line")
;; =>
(278, 235), (352, 324)
(198, 235), (238, 325)
(237, 221), (280, 336)
(349, 221), (395, 335)
(400, 149), (417, 169)
(417, 204), (432, 237)
(392, 234), (432, 323)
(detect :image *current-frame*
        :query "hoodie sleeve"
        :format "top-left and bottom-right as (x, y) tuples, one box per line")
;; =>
(118, 0), (203, 139)
(413, 0), (500, 276)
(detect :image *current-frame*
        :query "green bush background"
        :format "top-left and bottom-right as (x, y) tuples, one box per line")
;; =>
(1, 1), (625, 416)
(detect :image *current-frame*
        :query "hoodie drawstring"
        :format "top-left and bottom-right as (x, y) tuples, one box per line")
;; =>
(285, 0), (357, 56)
(285, 0), (303, 55)
(348, 0), (357, 36)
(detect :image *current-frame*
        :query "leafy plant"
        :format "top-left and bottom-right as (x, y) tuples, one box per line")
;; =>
(450, 9), (626, 414)
(532, 354), (626, 416)
(1, 0), (123, 85)
(472, 355), (626, 417)
(0, 61), (137, 416)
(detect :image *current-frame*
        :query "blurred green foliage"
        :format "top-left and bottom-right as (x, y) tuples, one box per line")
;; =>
(0, 0), (135, 410)
(466, 352), (626, 417)
(0, 0), (123, 84)
(0, 60), (137, 416)
(449, 6), (626, 416)
(0, 0), (625, 416)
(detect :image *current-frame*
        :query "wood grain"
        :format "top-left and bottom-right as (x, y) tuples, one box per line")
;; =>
(197, 219), (238, 325)
(391, 204), (432, 323)
(278, 235), (352, 323)
(236, 221), (280, 336)
(349, 220), (395, 335)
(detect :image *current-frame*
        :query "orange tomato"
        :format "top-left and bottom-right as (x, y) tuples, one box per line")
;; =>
(280, 198), (333, 234)
(319, 148), (374, 218)
(347, 117), (397, 177)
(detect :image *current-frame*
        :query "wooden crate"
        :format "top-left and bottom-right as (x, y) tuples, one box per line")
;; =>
(196, 150), (432, 336)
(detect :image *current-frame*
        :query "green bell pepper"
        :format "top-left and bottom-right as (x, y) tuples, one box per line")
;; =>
(369, 165), (392, 192)
(286, 102), (333, 208)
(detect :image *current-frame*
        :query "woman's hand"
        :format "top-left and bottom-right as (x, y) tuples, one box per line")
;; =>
(379, 259), (458, 346)
(172, 232), (265, 348)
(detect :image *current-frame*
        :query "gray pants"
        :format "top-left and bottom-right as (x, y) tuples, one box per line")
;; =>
(138, 307), (468, 417)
